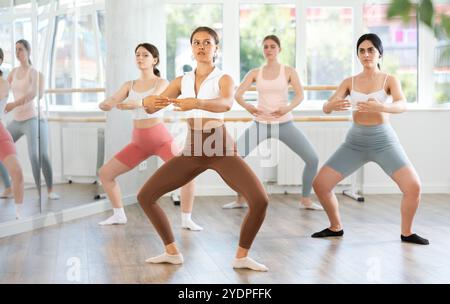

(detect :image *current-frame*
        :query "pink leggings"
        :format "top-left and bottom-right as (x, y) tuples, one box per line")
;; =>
(0, 124), (16, 161)
(115, 123), (178, 168)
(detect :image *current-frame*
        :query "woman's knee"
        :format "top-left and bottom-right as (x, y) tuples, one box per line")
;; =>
(403, 180), (421, 199)
(312, 175), (332, 195)
(9, 166), (23, 184)
(307, 154), (319, 170)
(248, 191), (269, 213)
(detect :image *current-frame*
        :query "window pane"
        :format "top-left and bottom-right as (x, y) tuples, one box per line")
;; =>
(37, 0), (52, 15)
(37, 18), (48, 69)
(52, 14), (74, 105)
(364, 4), (418, 103)
(166, 4), (223, 81)
(306, 7), (353, 101)
(14, 18), (32, 43)
(13, 0), (31, 13)
(0, 22), (12, 77)
(240, 4), (296, 81)
(78, 14), (101, 103)
(97, 10), (106, 70)
(434, 3), (450, 104)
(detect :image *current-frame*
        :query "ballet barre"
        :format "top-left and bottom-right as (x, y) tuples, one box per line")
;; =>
(247, 85), (338, 92)
(47, 117), (106, 123)
(162, 116), (351, 123)
(45, 88), (105, 94)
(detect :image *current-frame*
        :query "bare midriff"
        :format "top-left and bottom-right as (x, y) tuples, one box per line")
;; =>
(353, 111), (389, 126)
(133, 117), (163, 129)
(187, 118), (224, 130)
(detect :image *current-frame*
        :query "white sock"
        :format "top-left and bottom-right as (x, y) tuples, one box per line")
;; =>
(181, 213), (203, 231)
(113, 207), (126, 217)
(145, 252), (184, 265)
(48, 192), (60, 200)
(98, 208), (127, 225)
(15, 203), (23, 219)
(222, 201), (248, 209)
(232, 257), (268, 272)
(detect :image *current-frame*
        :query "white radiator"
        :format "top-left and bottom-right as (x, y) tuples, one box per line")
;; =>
(277, 123), (351, 185)
(62, 127), (99, 178)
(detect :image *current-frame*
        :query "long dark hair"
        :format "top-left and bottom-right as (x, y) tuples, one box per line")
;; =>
(356, 33), (383, 69)
(135, 43), (160, 77)
(0, 47), (3, 77)
(16, 39), (32, 65)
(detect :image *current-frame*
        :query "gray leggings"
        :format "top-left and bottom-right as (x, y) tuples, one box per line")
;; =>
(237, 120), (319, 197)
(0, 117), (53, 189)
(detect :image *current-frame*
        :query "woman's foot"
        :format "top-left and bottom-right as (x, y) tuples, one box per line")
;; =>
(311, 227), (344, 238)
(1, 188), (13, 199)
(181, 213), (203, 231)
(145, 252), (184, 265)
(222, 201), (248, 209)
(401, 233), (429, 245)
(48, 192), (60, 200)
(98, 208), (127, 225)
(232, 256), (268, 272)
(299, 201), (324, 211)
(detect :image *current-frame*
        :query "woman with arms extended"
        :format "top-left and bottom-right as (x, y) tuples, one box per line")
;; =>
(222, 35), (321, 211)
(311, 33), (428, 245)
(139, 27), (270, 271)
(98, 43), (201, 231)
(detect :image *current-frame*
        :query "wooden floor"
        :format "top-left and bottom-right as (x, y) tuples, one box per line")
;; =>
(0, 183), (101, 223)
(0, 193), (449, 284)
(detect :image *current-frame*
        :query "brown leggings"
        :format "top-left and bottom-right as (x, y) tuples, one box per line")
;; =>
(137, 126), (269, 249)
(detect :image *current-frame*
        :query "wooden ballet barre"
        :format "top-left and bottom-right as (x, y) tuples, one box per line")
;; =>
(45, 85), (337, 94)
(246, 85), (338, 92)
(47, 117), (106, 123)
(45, 88), (106, 94)
(163, 116), (351, 123)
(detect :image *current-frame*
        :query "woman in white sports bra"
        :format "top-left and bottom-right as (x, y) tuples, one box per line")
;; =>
(97, 43), (200, 231)
(311, 33), (428, 245)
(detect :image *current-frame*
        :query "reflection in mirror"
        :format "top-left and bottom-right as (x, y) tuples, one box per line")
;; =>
(38, 4), (106, 215)
(0, 39), (41, 222)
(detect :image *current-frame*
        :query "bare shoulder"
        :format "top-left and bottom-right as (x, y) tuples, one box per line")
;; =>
(219, 74), (234, 85)
(158, 78), (170, 86)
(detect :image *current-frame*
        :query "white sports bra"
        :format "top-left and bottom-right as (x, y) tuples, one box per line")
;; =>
(124, 80), (164, 120)
(179, 66), (226, 119)
(349, 74), (391, 110)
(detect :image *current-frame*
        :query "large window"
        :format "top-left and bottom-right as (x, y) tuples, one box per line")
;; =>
(306, 7), (353, 101)
(434, 3), (450, 104)
(166, 4), (223, 81)
(0, 22), (12, 76)
(52, 14), (74, 105)
(364, 4), (418, 103)
(239, 4), (296, 81)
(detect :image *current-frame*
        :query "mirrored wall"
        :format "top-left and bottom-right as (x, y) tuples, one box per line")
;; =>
(0, 0), (107, 224)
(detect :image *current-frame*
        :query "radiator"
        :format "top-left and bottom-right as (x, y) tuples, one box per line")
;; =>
(62, 127), (103, 178)
(277, 123), (351, 185)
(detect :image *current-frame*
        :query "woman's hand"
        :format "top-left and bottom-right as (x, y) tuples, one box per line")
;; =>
(99, 101), (113, 111)
(171, 98), (197, 111)
(142, 95), (170, 113)
(325, 99), (351, 112)
(5, 102), (17, 113)
(270, 105), (291, 118)
(244, 104), (263, 117)
(356, 98), (385, 113)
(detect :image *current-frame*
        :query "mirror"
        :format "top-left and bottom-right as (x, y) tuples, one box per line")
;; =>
(38, 1), (107, 216)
